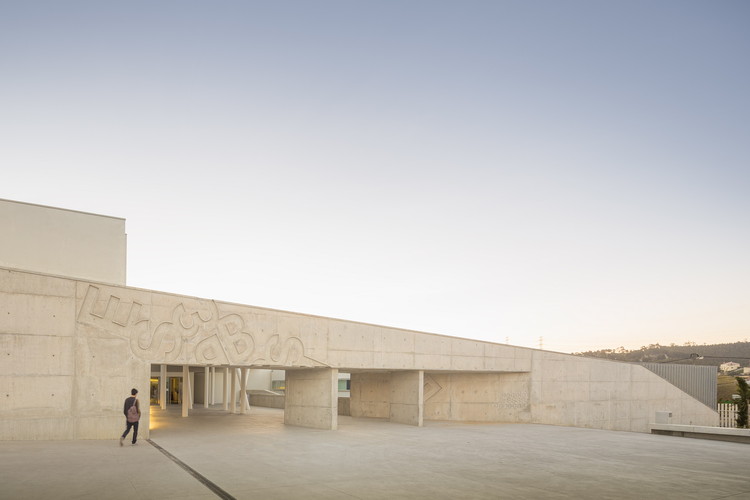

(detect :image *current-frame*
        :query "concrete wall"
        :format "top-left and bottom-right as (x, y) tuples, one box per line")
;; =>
(529, 351), (718, 432)
(390, 371), (423, 426)
(0, 199), (126, 286)
(0, 266), (719, 439)
(0, 268), (147, 440)
(350, 372), (391, 418)
(424, 372), (532, 423)
(351, 372), (532, 424)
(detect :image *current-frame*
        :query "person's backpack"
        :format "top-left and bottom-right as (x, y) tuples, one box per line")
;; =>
(126, 398), (140, 423)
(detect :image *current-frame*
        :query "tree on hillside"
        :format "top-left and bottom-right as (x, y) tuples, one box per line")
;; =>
(736, 377), (750, 428)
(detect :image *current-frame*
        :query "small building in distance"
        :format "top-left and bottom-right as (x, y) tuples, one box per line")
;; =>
(721, 362), (741, 373)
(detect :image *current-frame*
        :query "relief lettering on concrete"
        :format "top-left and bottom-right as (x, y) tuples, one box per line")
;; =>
(77, 284), (324, 367)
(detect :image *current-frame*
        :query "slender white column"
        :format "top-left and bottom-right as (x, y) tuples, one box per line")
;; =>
(230, 367), (237, 414)
(210, 366), (216, 405)
(181, 365), (189, 417)
(203, 366), (210, 408)
(240, 367), (248, 414)
(244, 369), (251, 411)
(223, 367), (229, 411)
(188, 370), (194, 409)
(160, 364), (167, 410)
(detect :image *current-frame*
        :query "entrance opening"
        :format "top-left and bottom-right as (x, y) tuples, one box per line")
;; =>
(149, 378), (159, 405)
(168, 377), (182, 404)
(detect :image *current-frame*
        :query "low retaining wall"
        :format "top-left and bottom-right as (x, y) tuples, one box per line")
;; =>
(650, 423), (750, 444)
(338, 397), (350, 416)
(248, 393), (285, 409)
(247, 393), (351, 416)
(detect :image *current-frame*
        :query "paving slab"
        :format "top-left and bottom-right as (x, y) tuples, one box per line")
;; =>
(2, 405), (749, 499)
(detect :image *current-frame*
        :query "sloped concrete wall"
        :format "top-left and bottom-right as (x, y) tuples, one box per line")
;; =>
(326, 326), (530, 372)
(1, 266), (719, 439)
(529, 351), (718, 432)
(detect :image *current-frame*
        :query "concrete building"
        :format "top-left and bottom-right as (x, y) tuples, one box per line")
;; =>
(0, 199), (719, 440)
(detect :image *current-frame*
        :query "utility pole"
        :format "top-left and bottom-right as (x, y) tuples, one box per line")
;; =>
(539, 336), (543, 350)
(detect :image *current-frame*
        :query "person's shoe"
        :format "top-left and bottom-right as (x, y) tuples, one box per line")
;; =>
(119, 437), (124, 447)
(131, 442), (137, 445)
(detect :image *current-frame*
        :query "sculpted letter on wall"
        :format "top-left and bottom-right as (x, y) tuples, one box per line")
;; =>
(77, 284), (324, 367)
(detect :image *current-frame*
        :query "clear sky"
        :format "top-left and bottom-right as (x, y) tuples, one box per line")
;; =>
(2, 1), (748, 353)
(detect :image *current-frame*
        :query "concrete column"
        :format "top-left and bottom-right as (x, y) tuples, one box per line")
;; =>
(223, 367), (229, 411)
(390, 370), (424, 426)
(240, 367), (249, 414)
(204, 366), (210, 408)
(210, 366), (216, 405)
(181, 365), (189, 418)
(160, 364), (167, 410)
(284, 368), (338, 430)
(230, 367), (237, 414)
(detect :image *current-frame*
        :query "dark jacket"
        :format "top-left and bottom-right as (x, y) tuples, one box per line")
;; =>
(123, 396), (140, 417)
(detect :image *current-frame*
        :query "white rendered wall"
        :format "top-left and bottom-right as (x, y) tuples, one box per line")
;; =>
(0, 199), (126, 285)
(246, 369), (272, 390)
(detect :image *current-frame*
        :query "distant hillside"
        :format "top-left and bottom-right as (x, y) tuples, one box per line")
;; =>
(574, 341), (750, 367)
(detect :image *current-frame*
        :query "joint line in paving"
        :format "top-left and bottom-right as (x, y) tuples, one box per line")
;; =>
(147, 439), (236, 500)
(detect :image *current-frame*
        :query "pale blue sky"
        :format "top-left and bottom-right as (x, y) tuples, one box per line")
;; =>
(2, 1), (748, 352)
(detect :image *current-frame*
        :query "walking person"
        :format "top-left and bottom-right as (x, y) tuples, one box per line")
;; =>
(120, 388), (141, 446)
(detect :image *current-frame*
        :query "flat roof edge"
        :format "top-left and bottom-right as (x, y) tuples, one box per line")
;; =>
(0, 198), (126, 221)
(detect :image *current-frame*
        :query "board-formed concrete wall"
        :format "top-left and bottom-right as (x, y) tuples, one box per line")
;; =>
(528, 352), (718, 431)
(0, 268), (146, 440)
(0, 266), (718, 440)
(390, 371), (423, 426)
(423, 372), (532, 423)
(350, 372), (391, 419)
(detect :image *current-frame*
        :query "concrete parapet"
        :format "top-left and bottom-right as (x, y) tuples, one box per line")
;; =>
(651, 423), (750, 444)
(248, 392), (285, 409)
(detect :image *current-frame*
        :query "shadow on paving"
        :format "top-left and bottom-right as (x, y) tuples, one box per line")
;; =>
(2, 405), (748, 500)
(146, 405), (749, 500)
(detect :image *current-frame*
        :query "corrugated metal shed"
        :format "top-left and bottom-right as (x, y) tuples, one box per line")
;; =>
(641, 363), (717, 409)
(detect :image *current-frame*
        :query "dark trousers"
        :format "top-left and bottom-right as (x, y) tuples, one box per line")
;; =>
(122, 421), (139, 443)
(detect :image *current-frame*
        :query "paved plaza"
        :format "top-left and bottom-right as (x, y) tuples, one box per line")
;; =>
(2, 406), (749, 499)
